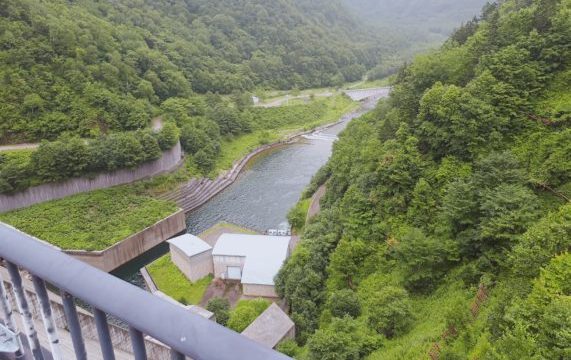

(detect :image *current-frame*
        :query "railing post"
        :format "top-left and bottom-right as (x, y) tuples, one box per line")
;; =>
(6, 262), (44, 360)
(171, 349), (185, 360)
(31, 276), (63, 360)
(61, 291), (87, 360)
(0, 271), (25, 359)
(129, 326), (147, 360)
(94, 308), (116, 360)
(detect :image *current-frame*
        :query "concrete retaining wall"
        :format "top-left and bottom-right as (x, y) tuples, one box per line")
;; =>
(1, 268), (175, 360)
(164, 112), (363, 214)
(243, 284), (279, 298)
(0, 142), (183, 213)
(66, 209), (186, 272)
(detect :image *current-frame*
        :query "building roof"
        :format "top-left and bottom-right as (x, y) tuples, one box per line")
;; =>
(168, 234), (212, 257)
(241, 303), (294, 349)
(212, 234), (290, 286)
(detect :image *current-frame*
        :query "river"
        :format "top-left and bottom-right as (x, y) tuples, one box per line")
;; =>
(112, 94), (384, 286)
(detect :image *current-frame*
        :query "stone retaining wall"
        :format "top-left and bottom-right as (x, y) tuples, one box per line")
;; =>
(65, 209), (186, 272)
(0, 142), (183, 213)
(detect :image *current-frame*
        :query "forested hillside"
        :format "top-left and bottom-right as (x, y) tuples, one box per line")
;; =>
(0, 0), (384, 143)
(277, 0), (571, 358)
(343, 0), (488, 41)
(342, 0), (489, 78)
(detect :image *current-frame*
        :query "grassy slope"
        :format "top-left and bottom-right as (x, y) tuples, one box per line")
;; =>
(0, 186), (178, 250)
(215, 95), (358, 173)
(367, 277), (473, 359)
(147, 255), (213, 305)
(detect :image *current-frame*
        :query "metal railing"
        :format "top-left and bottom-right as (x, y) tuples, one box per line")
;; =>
(0, 222), (291, 360)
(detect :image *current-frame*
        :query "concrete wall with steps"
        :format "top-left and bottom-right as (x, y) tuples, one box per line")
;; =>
(159, 110), (368, 214)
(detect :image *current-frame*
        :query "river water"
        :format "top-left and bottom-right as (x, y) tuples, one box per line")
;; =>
(112, 95), (383, 286)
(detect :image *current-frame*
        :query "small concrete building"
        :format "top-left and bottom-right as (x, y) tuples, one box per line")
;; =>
(212, 234), (290, 298)
(167, 234), (213, 282)
(241, 303), (295, 349)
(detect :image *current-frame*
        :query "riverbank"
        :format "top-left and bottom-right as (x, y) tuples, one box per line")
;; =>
(158, 97), (370, 214)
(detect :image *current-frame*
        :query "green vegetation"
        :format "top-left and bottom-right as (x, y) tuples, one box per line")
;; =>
(276, 0), (571, 358)
(227, 298), (271, 332)
(288, 198), (311, 232)
(206, 297), (231, 326)
(207, 297), (272, 332)
(0, 186), (178, 250)
(0, 0), (388, 144)
(147, 255), (213, 305)
(214, 95), (357, 174)
(0, 126), (179, 194)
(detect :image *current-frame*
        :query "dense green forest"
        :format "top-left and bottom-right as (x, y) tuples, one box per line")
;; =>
(0, 0), (388, 143)
(277, 0), (571, 358)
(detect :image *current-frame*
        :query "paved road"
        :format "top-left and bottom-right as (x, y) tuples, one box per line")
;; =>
(0, 143), (39, 152)
(255, 92), (333, 108)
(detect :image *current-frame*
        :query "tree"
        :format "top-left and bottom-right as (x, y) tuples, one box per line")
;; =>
(206, 297), (230, 326)
(366, 286), (413, 338)
(510, 204), (571, 280)
(307, 316), (382, 360)
(478, 184), (540, 253)
(328, 289), (361, 319)
(416, 83), (500, 160)
(394, 228), (458, 293)
(492, 253), (571, 359)
(32, 136), (90, 182)
(194, 149), (215, 174)
(156, 122), (180, 150)
(138, 131), (162, 161)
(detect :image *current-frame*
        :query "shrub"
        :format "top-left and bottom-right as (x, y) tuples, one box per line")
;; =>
(156, 122), (180, 150)
(32, 136), (90, 182)
(227, 298), (270, 332)
(307, 316), (382, 360)
(276, 339), (301, 357)
(366, 286), (413, 338)
(206, 297), (231, 326)
(329, 289), (361, 319)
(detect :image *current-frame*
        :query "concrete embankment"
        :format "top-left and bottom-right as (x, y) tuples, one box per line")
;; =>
(158, 105), (370, 214)
(65, 209), (186, 272)
(0, 142), (183, 213)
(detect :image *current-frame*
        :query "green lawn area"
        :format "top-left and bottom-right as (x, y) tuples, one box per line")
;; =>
(0, 186), (178, 250)
(147, 254), (213, 305)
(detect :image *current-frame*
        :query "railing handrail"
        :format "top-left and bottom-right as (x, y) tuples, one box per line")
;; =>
(0, 222), (290, 360)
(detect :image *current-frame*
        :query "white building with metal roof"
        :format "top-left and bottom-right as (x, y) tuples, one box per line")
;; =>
(212, 234), (291, 297)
